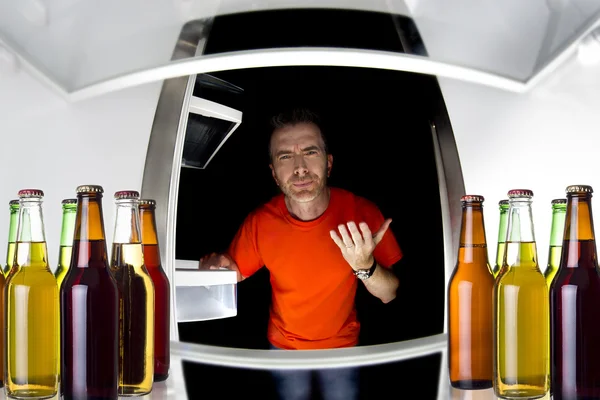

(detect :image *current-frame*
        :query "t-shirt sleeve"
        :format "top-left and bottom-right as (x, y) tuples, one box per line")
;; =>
(227, 211), (264, 278)
(359, 199), (403, 268)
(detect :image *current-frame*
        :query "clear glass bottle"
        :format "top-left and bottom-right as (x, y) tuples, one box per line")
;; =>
(110, 190), (155, 396)
(549, 185), (600, 399)
(544, 198), (566, 288)
(60, 185), (119, 399)
(5, 189), (59, 399)
(4, 199), (19, 278)
(139, 199), (170, 382)
(448, 195), (494, 389)
(493, 199), (510, 278)
(493, 189), (549, 399)
(55, 198), (77, 289)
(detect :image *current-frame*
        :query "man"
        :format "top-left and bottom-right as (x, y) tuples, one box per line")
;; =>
(199, 108), (403, 400)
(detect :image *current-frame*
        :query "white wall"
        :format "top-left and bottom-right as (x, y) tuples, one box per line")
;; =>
(439, 55), (600, 271)
(0, 69), (162, 271)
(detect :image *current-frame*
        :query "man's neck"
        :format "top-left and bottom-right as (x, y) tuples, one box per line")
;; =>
(285, 187), (331, 221)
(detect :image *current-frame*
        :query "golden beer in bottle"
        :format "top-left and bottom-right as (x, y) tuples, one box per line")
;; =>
(493, 189), (549, 399)
(4, 199), (19, 278)
(5, 189), (59, 399)
(110, 190), (155, 396)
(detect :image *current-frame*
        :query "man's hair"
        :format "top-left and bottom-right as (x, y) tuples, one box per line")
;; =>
(268, 107), (329, 161)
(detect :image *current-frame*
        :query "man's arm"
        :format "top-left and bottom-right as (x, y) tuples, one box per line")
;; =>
(360, 259), (399, 303)
(330, 218), (400, 304)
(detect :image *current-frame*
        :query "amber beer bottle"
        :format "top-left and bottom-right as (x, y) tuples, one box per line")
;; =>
(55, 198), (77, 289)
(110, 191), (155, 396)
(544, 198), (566, 288)
(139, 199), (170, 382)
(493, 189), (549, 399)
(5, 189), (59, 399)
(60, 185), (119, 399)
(550, 185), (600, 399)
(492, 199), (509, 278)
(448, 195), (494, 389)
(4, 199), (19, 277)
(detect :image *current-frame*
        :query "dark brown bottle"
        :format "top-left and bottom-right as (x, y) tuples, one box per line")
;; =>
(550, 185), (600, 399)
(448, 195), (494, 389)
(139, 199), (170, 382)
(60, 185), (119, 400)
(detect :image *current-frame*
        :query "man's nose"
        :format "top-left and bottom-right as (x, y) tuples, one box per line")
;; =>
(293, 155), (308, 175)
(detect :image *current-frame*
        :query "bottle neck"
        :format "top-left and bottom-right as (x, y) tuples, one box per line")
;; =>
(113, 199), (141, 244)
(564, 195), (595, 242)
(7, 204), (19, 243)
(562, 194), (597, 268)
(459, 203), (489, 265)
(17, 199), (46, 243)
(497, 206), (509, 243)
(460, 204), (487, 246)
(60, 204), (77, 247)
(74, 195), (107, 242)
(506, 199), (536, 243)
(139, 206), (159, 245)
(549, 204), (567, 247)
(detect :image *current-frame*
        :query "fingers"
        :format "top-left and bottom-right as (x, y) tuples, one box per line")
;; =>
(373, 218), (392, 245)
(346, 222), (365, 247)
(329, 229), (345, 248)
(337, 223), (355, 248)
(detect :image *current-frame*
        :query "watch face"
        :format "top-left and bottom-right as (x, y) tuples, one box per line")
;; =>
(355, 270), (370, 280)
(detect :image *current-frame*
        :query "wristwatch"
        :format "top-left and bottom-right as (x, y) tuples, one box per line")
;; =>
(353, 259), (377, 280)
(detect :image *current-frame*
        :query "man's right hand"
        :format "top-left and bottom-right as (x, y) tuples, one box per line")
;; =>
(198, 252), (244, 282)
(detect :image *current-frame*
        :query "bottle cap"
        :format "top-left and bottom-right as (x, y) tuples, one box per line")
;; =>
(114, 190), (140, 200)
(508, 189), (533, 198)
(139, 199), (156, 206)
(77, 185), (104, 194)
(18, 189), (44, 198)
(61, 198), (77, 205)
(551, 198), (567, 204)
(566, 185), (593, 194)
(460, 195), (484, 203)
(8, 199), (18, 206)
(499, 199), (509, 205)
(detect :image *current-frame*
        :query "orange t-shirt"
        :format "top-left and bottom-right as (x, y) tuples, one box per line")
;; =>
(228, 187), (403, 350)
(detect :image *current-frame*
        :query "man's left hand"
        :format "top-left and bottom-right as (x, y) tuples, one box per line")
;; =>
(329, 218), (392, 271)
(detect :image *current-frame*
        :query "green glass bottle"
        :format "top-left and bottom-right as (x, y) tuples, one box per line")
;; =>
(493, 189), (549, 399)
(492, 199), (509, 278)
(55, 198), (77, 289)
(544, 198), (566, 288)
(4, 199), (19, 277)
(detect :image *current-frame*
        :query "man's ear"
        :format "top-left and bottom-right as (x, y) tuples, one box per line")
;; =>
(327, 154), (333, 177)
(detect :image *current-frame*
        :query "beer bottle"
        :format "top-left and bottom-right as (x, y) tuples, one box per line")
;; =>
(5, 189), (59, 398)
(55, 198), (77, 289)
(139, 199), (170, 382)
(60, 185), (119, 400)
(492, 199), (509, 278)
(544, 198), (566, 288)
(549, 185), (600, 399)
(110, 190), (155, 396)
(4, 199), (19, 277)
(493, 189), (549, 399)
(448, 195), (494, 389)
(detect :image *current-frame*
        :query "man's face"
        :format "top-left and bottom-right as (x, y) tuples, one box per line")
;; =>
(269, 122), (333, 203)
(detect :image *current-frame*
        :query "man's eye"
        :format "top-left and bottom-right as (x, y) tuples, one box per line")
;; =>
(305, 150), (317, 155)
(279, 155), (290, 160)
